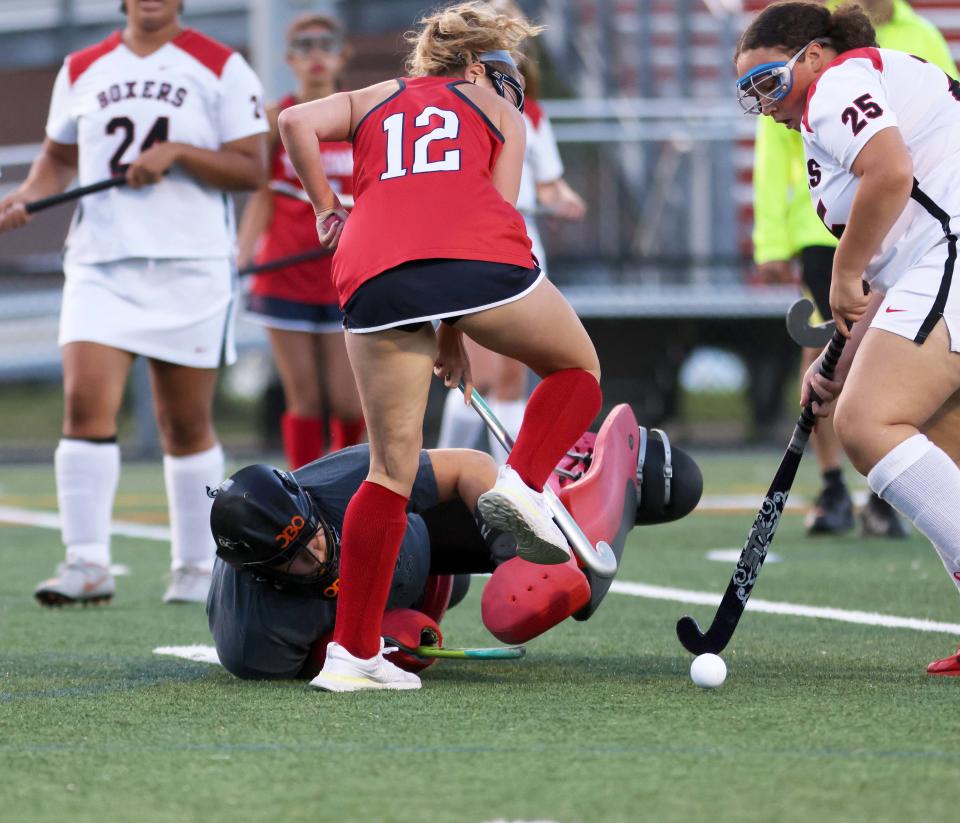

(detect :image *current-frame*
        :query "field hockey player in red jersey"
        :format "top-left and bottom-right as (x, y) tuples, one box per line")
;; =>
(237, 13), (364, 469)
(279, 1), (603, 692)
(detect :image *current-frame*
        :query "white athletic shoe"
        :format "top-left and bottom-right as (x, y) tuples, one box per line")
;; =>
(34, 561), (115, 607)
(162, 566), (212, 604)
(477, 464), (571, 565)
(309, 640), (422, 693)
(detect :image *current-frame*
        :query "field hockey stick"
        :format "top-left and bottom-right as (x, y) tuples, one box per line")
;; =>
(675, 324), (848, 655)
(383, 636), (526, 660)
(786, 297), (836, 348)
(238, 247), (332, 277)
(24, 175), (127, 214)
(461, 383), (619, 579)
(268, 179), (354, 208)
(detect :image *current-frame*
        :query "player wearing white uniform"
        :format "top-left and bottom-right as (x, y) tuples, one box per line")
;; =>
(436, 0), (586, 464)
(735, 1), (960, 676)
(0, 0), (268, 606)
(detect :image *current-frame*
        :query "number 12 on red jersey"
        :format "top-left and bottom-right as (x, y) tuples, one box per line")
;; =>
(380, 107), (462, 180)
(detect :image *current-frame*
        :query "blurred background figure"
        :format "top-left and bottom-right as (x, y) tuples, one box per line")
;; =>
(237, 13), (364, 470)
(751, 0), (957, 539)
(0, 0), (268, 605)
(436, 0), (586, 465)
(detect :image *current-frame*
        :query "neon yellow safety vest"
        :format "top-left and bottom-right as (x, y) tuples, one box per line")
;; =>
(752, 0), (958, 264)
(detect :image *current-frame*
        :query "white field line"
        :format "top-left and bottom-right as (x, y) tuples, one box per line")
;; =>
(154, 645), (221, 665)
(697, 490), (870, 512)
(0, 505), (170, 541)
(706, 548), (781, 564)
(698, 494), (804, 511)
(6, 504), (955, 636)
(610, 581), (960, 635)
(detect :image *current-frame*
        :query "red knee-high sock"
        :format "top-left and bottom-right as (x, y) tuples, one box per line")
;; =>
(508, 369), (601, 491)
(329, 416), (366, 452)
(281, 412), (325, 470)
(333, 480), (409, 659)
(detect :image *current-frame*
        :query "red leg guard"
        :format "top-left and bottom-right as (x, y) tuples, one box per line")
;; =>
(329, 417), (366, 452)
(380, 608), (443, 673)
(508, 369), (601, 491)
(281, 412), (325, 470)
(419, 575), (453, 624)
(481, 556), (591, 644)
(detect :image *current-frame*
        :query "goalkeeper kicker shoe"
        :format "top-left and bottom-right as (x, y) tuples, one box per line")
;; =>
(477, 465), (571, 565)
(162, 566), (212, 604)
(309, 640), (422, 692)
(34, 561), (115, 607)
(927, 646), (960, 676)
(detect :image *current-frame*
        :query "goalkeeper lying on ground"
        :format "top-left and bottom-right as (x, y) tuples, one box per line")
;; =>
(206, 405), (702, 684)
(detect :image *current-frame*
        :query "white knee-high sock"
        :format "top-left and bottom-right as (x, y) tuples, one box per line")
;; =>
(488, 399), (526, 466)
(436, 388), (484, 449)
(56, 438), (120, 567)
(164, 444), (224, 572)
(868, 434), (960, 594)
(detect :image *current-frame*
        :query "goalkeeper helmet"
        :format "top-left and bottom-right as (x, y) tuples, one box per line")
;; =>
(208, 464), (341, 597)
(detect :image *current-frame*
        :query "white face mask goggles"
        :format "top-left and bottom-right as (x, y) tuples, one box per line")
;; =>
(736, 39), (829, 115)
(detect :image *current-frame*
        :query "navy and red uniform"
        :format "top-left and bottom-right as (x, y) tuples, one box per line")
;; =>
(334, 76), (540, 332)
(206, 446), (490, 680)
(246, 94), (354, 331)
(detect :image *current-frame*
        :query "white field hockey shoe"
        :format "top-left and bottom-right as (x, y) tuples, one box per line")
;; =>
(477, 465), (571, 565)
(34, 561), (115, 607)
(162, 566), (212, 604)
(309, 640), (422, 693)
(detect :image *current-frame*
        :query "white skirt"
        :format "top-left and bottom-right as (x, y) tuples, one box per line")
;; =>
(59, 257), (238, 368)
(871, 238), (960, 351)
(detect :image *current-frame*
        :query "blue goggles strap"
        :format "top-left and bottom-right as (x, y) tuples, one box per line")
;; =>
(479, 50), (517, 69)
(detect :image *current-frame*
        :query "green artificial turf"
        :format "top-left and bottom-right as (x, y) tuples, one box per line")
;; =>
(1, 454), (958, 823)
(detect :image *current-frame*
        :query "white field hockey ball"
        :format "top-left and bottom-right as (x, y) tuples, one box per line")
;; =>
(690, 653), (727, 688)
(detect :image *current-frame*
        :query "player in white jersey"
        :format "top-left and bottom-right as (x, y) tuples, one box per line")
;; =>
(0, 0), (268, 606)
(436, 0), (586, 464)
(735, 1), (960, 675)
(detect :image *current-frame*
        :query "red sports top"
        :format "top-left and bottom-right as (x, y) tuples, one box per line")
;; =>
(332, 76), (534, 305)
(250, 95), (354, 306)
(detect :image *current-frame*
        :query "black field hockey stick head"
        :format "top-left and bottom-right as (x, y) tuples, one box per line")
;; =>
(675, 324), (849, 656)
(785, 297), (835, 348)
(676, 615), (719, 655)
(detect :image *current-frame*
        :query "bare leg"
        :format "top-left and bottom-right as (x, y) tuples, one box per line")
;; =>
(61, 342), (134, 438)
(458, 280), (602, 561)
(320, 330), (365, 451)
(923, 387), (960, 464)
(331, 326), (437, 659)
(149, 360), (218, 456)
(269, 327), (323, 417)
(318, 330), (363, 421)
(456, 279), (599, 379)
(836, 322), (960, 475)
(268, 328), (325, 466)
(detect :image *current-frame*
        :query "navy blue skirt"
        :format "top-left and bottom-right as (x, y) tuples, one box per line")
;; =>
(342, 258), (543, 333)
